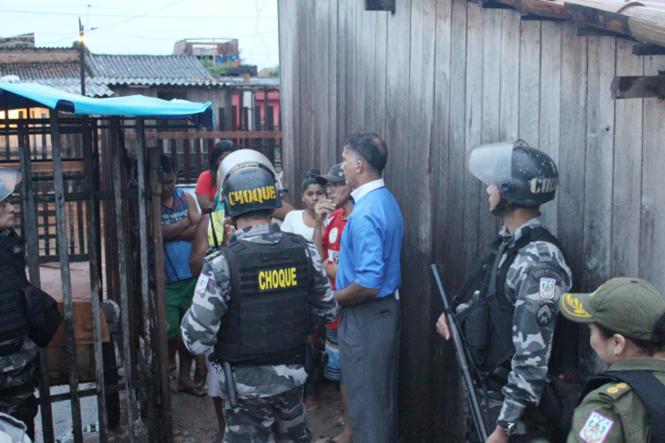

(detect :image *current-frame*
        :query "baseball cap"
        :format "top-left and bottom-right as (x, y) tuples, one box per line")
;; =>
(560, 277), (665, 342)
(0, 168), (21, 203)
(318, 163), (345, 184)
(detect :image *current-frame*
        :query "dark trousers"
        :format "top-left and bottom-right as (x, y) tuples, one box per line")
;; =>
(339, 296), (400, 443)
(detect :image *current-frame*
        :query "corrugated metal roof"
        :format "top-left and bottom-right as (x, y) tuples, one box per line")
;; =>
(86, 54), (218, 87)
(0, 62), (113, 96)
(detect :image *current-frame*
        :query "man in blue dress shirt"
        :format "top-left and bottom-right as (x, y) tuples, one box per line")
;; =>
(335, 133), (404, 443)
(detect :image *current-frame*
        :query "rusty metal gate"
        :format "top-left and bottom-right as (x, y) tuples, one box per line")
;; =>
(0, 104), (211, 442)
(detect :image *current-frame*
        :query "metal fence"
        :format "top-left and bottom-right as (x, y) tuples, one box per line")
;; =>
(1, 111), (199, 442)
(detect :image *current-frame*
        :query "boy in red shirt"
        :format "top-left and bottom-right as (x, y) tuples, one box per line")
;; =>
(314, 163), (353, 443)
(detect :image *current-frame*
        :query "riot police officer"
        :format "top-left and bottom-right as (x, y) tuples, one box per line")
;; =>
(435, 140), (573, 442)
(561, 278), (665, 443)
(0, 168), (38, 440)
(181, 149), (338, 442)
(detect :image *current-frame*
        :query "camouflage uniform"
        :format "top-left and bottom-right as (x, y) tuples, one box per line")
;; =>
(181, 222), (338, 442)
(473, 217), (572, 440)
(0, 228), (39, 438)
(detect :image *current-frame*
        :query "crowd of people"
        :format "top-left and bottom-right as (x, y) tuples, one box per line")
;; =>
(0, 132), (664, 443)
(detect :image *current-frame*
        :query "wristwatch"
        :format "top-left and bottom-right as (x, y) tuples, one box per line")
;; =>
(497, 420), (516, 436)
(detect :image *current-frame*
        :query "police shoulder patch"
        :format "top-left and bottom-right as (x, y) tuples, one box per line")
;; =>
(579, 411), (614, 443)
(538, 277), (557, 300)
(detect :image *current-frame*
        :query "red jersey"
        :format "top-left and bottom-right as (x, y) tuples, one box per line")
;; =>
(195, 170), (216, 200)
(322, 208), (348, 330)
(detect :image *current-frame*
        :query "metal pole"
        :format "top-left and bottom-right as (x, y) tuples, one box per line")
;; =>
(50, 111), (84, 443)
(149, 146), (174, 443)
(134, 119), (155, 435)
(78, 18), (86, 96)
(19, 117), (56, 443)
(82, 117), (108, 442)
(109, 117), (136, 441)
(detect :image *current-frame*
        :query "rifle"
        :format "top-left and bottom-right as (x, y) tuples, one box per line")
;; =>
(431, 264), (489, 442)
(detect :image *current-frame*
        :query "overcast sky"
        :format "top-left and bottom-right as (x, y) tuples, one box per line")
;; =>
(0, 0), (280, 69)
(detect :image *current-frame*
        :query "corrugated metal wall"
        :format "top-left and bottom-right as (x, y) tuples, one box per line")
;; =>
(278, 0), (665, 440)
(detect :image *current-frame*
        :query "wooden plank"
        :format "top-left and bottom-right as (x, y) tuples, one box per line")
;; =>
(611, 75), (665, 99)
(539, 21), (562, 234)
(518, 19), (541, 146)
(140, 130), (283, 141)
(400, 0), (436, 439)
(277, 0), (300, 198)
(430, 0), (456, 438)
(557, 23), (587, 283)
(612, 39), (644, 277)
(344, 0), (358, 136)
(0, 159), (85, 173)
(463, 0), (484, 273)
(479, 7), (502, 253)
(445, 0), (469, 297)
(335, 0), (348, 157)
(314, 0), (331, 170)
(358, 1), (376, 132)
(582, 34), (616, 291)
(327, 0), (340, 167)
(565, 3), (631, 37)
(499, 10), (520, 143)
(383, 0), (411, 184)
(373, 12), (389, 142)
(639, 54), (665, 291)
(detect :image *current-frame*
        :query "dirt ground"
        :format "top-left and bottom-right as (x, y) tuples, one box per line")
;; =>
(171, 381), (344, 442)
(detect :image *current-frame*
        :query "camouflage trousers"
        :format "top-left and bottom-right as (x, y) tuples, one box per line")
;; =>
(223, 385), (311, 443)
(0, 358), (38, 440)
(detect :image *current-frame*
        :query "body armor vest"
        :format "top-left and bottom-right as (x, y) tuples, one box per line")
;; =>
(457, 226), (564, 378)
(213, 232), (312, 366)
(0, 230), (29, 356)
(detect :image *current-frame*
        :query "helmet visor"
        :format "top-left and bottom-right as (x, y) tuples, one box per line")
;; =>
(468, 142), (514, 186)
(0, 168), (21, 202)
(217, 149), (276, 196)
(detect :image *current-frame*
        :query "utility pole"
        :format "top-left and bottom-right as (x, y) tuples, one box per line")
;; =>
(78, 17), (86, 96)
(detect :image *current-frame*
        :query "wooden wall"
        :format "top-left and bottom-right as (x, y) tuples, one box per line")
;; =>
(278, 0), (665, 440)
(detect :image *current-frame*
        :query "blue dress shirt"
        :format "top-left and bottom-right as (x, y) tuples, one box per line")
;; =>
(336, 179), (404, 298)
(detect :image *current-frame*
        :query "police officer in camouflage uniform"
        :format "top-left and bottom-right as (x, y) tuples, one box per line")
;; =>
(436, 140), (573, 442)
(0, 168), (39, 440)
(561, 278), (665, 443)
(181, 150), (338, 442)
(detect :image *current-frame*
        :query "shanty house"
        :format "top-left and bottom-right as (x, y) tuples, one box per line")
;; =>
(278, 0), (665, 440)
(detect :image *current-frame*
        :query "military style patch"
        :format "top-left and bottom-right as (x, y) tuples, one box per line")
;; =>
(537, 304), (553, 326)
(579, 411), (614, 443)
(539, 277), (557, 300)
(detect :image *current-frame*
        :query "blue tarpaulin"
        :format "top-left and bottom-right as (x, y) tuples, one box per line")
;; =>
(0, 81), (213, 128)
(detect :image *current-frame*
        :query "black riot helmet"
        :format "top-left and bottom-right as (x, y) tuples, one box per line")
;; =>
(218, 149), (281, 219)
(469, 139), (558, 207)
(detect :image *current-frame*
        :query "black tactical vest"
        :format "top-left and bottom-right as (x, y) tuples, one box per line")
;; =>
(458, 225), (564, 378)
(213, 232), (312, 366)
(0, 229), (29, 356)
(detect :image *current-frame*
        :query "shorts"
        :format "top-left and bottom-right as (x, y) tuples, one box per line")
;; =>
(323, 327), (342, 382)
(165, 277), (197, 339)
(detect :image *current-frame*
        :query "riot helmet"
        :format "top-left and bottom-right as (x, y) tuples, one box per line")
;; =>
(468, 139), (558, 208)
(0, 168), (21, 203)
(218, 149), (281, 219)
